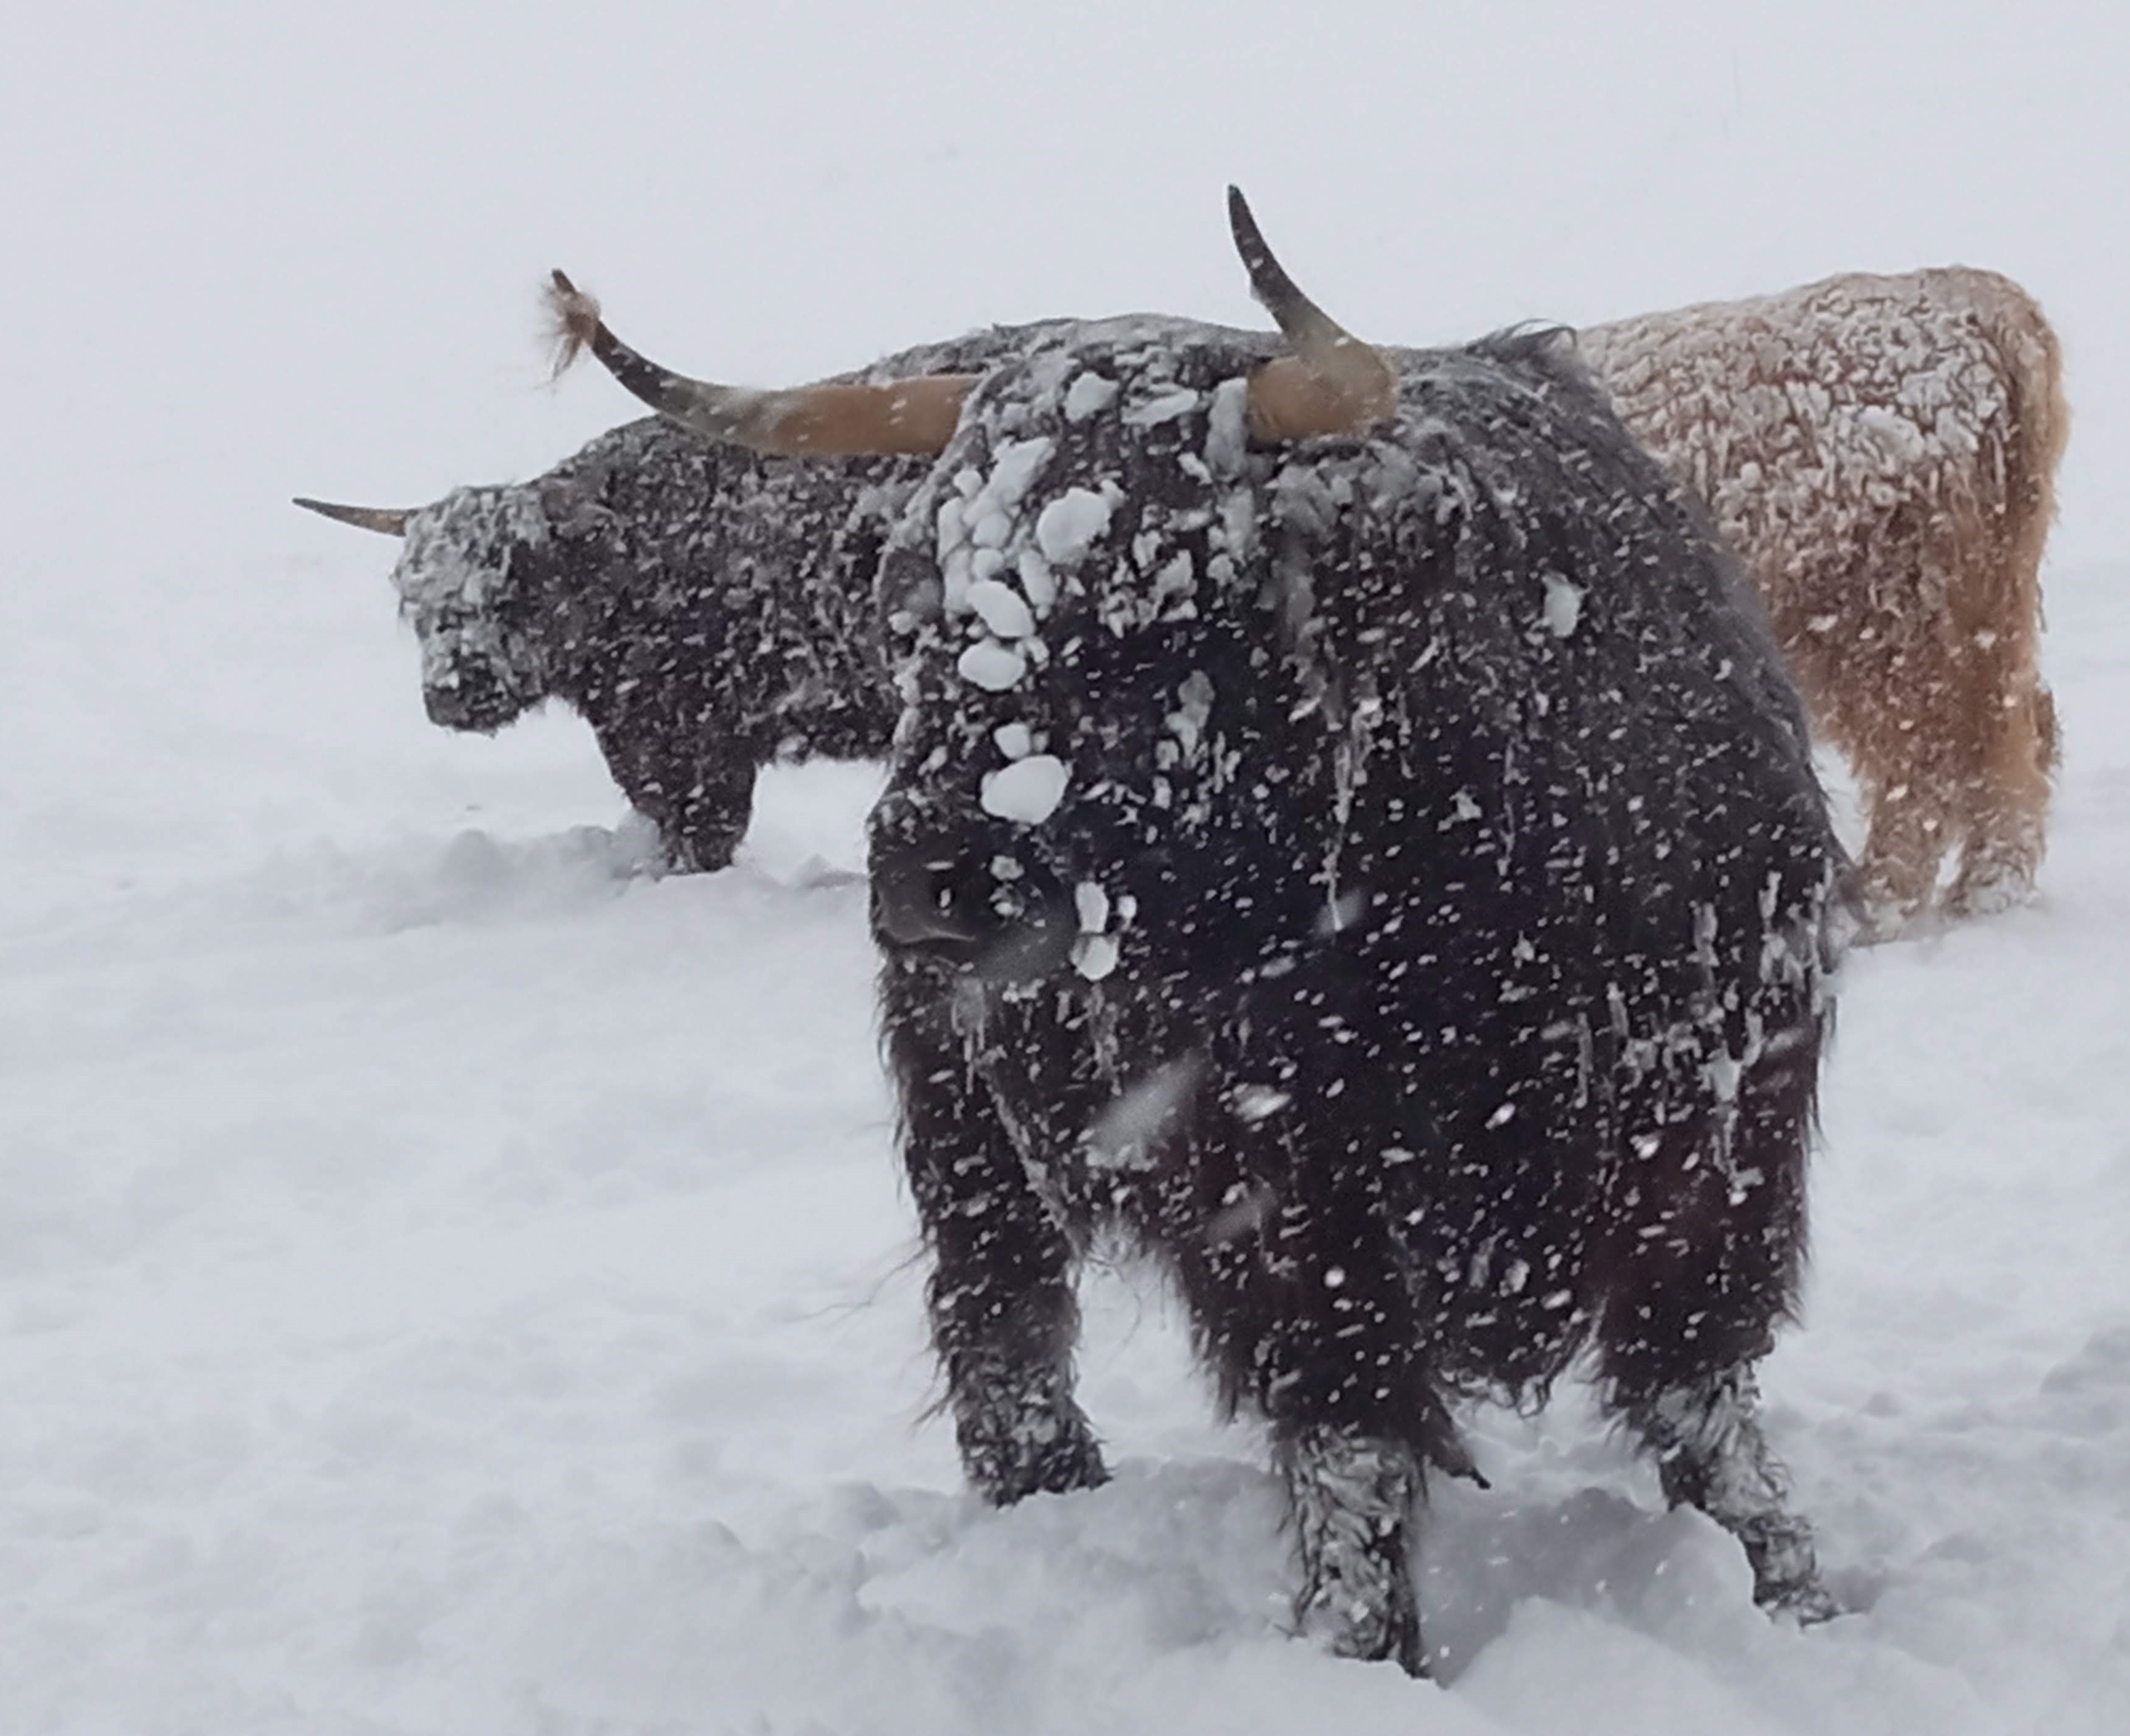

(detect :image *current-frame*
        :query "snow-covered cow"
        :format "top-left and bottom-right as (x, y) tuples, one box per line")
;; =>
(554, 191), (1848, 1673)
(1580, 271), (2066, 930)
(295, 327), (1057, 871)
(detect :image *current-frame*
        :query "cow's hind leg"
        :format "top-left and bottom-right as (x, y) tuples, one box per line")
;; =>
(884, 975), (1106, 1503)
(1596, 1031), (1833, 1619)
(1854, 768), (1951, 935)
(1944, 677), (2054, 918)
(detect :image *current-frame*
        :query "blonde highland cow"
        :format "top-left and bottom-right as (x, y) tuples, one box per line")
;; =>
(1579, 270), (2067, 932)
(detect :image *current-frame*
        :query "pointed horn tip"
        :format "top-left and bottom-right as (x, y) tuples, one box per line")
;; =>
(292, 496), (410, 537)
(543, 269), (601, 332)
(1224, 185), (1288, 322)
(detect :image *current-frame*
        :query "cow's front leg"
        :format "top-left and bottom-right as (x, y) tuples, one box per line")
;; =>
(1279, 1423), (1427, 1675)
(651, 752), (756, 874)
(1173, 1185), (1442, 1675)
(883, 974), (1105, 1503)
(591, 714), (757, 874)
(1614, 1363), (1836, 1621)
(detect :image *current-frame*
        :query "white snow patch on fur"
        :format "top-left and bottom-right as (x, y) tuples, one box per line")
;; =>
(1124, 387), (1205, 427)
(1542, 575), (1585, 639)
(956, 640), (1028, 691)
(966, 578), (1036, 641)
(1016, 548), (1059, 613)
(986, 435), (1055, 507)
(1071, 932), (1120, 981)
(1074, 881), (1111, 934)
(1064, 372), (1121, 422)
(1035, 489), (1113, 567)
(980, 753), (1069, 823)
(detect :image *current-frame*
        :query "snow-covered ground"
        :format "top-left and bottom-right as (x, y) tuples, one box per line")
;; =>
(6, 540), (2130, 1733)
(7, 2), (2129, 1730)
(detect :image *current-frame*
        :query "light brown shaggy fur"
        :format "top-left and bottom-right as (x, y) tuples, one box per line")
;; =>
(1579, 268), (2067, 932)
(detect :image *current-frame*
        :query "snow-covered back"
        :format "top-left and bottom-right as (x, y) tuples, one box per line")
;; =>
(1578, 270), (2042, 546)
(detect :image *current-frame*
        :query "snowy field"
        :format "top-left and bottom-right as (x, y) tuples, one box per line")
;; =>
(7, 3), (2129, 1730)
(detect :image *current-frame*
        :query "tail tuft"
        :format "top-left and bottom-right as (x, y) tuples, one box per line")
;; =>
(545, 269), (603, 380)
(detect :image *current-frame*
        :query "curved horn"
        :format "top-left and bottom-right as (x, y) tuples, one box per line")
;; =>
(546, 270), (974, 457)
(293, 497), (411, 537)
(1228, 185), (1397, 441)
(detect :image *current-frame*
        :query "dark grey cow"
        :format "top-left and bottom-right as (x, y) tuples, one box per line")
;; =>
(300, 327), (1056, 870)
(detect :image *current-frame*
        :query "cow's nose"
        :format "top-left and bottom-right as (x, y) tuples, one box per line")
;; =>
(871, 843), (989, 954)
(869, 839), (1078, 982)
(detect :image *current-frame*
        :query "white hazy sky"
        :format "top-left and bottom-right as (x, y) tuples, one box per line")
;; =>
(5, 0), (2124, 578)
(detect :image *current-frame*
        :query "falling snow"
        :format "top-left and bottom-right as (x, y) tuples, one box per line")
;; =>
(10, 18), (2129, 1726)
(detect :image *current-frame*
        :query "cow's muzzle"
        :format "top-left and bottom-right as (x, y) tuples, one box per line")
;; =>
(871, 838), (1077, 983)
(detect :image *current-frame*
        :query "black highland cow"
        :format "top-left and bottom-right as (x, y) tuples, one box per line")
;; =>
(299, 327), (1057, 871)
(524, 191), (1848, 1673)
(859, 217), (1847, 1671)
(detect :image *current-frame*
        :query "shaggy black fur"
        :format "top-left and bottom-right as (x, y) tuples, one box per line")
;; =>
(868, 318), (1849, 1672)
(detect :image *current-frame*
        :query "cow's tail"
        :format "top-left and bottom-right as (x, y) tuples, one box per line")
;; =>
(1979, 272), (2069, 780)
(1981, 273), (2069, 590)
(1938, 271), (2067, 914)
